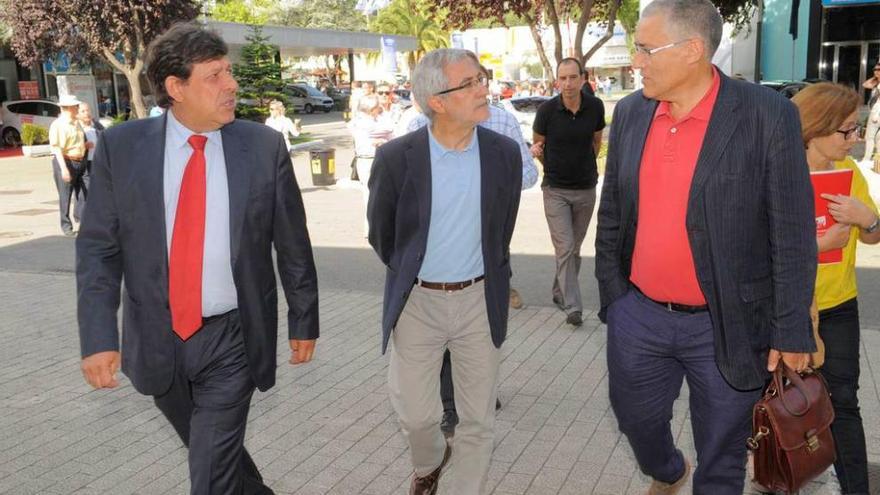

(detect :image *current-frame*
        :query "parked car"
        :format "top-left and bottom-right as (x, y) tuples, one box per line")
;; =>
(760, 80), (814, 99)
(324, 86), (350, 111)
(284, 84), (334, 113)
(1, 99), (60, 146)
(392, 89), (413, 109)
(495, 95), (550, 146)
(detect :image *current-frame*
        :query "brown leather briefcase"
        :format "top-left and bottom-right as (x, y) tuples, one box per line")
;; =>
(747, 364), (836, 494)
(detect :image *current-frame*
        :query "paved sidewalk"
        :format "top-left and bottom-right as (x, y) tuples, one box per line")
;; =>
(0, 270), (878, 494)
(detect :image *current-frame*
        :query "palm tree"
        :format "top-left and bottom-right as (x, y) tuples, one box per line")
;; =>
(369, 0), (449, 74)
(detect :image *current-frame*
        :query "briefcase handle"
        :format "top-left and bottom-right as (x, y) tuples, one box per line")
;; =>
(767, 363), (813, 418)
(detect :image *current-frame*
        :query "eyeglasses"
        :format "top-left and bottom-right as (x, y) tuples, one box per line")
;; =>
(633, 39), (693, 58)
(836, 125), (862, 140)
(434, 74), (488, 96)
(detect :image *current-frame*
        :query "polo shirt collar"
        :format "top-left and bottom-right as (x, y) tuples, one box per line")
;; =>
(166, 108), (221, 150)
(654, 66), (721, 122)
(555, 93), (588, 114)
(427, 125), (478, 156)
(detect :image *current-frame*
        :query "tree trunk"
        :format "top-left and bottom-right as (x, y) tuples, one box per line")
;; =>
(126, 69), (147, 119)
(545, 0), (564, 63)
(101, 43), (147, 119)
(581, 0), (623, 65)
(573, 0), (597, 61)
(525, 14), (556, 86)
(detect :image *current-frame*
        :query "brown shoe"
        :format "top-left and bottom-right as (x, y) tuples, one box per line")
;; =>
(509, 288), (524, 309)
(647, 459), (690, 495)
(410, 445), (451, 495)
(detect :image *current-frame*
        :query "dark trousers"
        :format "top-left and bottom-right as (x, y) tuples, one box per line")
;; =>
(440, 349), (455, 412)
(606, 289), (761, 495)
(153, 311), (272, 495)
(819, 298), (869, 494)
(52, 157), (87, 233)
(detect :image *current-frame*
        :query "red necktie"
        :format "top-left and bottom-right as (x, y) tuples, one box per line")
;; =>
(169, 134), (208, 340)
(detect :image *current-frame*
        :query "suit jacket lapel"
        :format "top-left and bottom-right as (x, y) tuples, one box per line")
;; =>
(406, 127), (431, 234)
(134, 114), (170, 291)
(477, 127), (501, 240)
(689, 73), (740, 200)
(623, 95), (657, 221)
(221, 121), (251, 267)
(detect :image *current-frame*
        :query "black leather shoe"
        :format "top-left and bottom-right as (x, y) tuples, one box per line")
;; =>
(496, 398), (502, 410)
(440, 409), (459, 436)
(566, 311), (583, 327)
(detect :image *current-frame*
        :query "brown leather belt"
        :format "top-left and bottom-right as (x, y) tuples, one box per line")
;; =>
(633, 285), (708, 313)
(63, 155), (84, 162)
(417, 275), (484, 292)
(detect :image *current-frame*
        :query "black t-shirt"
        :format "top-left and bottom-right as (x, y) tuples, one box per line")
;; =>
(533, 94), (605, 189)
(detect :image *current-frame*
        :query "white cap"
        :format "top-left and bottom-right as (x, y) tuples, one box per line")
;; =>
(58, 94), (82, 107)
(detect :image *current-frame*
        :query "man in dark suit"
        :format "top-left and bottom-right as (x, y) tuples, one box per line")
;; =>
(368, 48), (521, 494)
(594, 1), (816, 493)
(76, 24), (319, 494)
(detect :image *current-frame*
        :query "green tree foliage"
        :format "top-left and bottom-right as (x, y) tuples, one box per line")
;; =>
(276, 0), (368, 31)
(210, 0), (274, 25)
(0, 0), (200, 118)
(233, 25), (286, 121)
(370, 0), (449, 74)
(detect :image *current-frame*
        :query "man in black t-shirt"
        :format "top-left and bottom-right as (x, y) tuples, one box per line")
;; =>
(532, 57), (605, 326)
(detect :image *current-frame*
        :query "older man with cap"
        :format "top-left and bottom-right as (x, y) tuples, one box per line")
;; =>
(368, 48), (522, 494)
(49, 94), (90, 236)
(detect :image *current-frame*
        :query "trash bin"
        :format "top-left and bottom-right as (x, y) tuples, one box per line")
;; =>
(309, 148), (336, 186)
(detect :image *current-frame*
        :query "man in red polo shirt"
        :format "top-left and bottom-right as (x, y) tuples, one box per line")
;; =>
(594, 0), (816, 493)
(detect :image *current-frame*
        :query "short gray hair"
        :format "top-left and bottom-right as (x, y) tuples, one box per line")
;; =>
(412, 48), (478, 120)
(642, 0), (723, 60)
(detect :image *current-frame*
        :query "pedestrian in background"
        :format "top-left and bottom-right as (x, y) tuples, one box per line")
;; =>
(49, 94), (88, 237)
(367, 48), (522, 494)
(532, 57), (605, 327)
(861, 64), (880, 167)
(265, 99), (300, 151)
(793, 82), (880, 495)
(595, 0), (815, 493)
(350, 94), (392, 236)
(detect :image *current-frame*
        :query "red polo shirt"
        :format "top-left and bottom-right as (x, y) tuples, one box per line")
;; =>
(630, 69), (720, 305)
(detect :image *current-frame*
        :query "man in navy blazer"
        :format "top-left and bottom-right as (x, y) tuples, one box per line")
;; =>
(595, 1), (815, 493)
(368, 49), (521, 494)
(76, 24), (318, 494)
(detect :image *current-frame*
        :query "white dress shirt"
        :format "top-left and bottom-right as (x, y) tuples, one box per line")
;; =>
(164, 109), (238, 317)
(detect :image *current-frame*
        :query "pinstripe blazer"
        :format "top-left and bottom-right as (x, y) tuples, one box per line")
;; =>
(594, 71), (817, 391)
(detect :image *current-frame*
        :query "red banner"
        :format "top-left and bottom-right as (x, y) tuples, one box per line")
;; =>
(18, 81), (40, 100)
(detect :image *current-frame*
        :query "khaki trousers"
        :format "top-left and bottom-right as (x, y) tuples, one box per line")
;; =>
(388, 280), (500, 495)
(542, 185), (597, 314)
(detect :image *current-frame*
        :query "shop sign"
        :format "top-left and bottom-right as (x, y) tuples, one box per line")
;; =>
(18, 81), (40, 100)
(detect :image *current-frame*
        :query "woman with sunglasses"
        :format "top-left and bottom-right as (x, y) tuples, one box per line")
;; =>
(791, 82), (880, 495)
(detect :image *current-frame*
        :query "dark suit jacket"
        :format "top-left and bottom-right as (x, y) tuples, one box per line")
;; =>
(367, 126), (522, 353)
(594, 72), (817, 391)
(76, 114), (319, 396)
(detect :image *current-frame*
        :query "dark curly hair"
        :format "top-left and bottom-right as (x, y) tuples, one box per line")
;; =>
(146, 23), (228, 108)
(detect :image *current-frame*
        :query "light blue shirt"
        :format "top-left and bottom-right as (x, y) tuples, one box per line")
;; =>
(418, 126), (484, 282)
(406, 105), (538, 190)
(164, 109), (237, 316)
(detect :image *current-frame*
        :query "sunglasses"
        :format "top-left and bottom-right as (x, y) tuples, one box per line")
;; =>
(377, 91), (391, 95)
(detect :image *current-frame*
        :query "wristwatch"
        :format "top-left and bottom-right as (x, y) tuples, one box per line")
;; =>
(865, 216), (880, 233)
